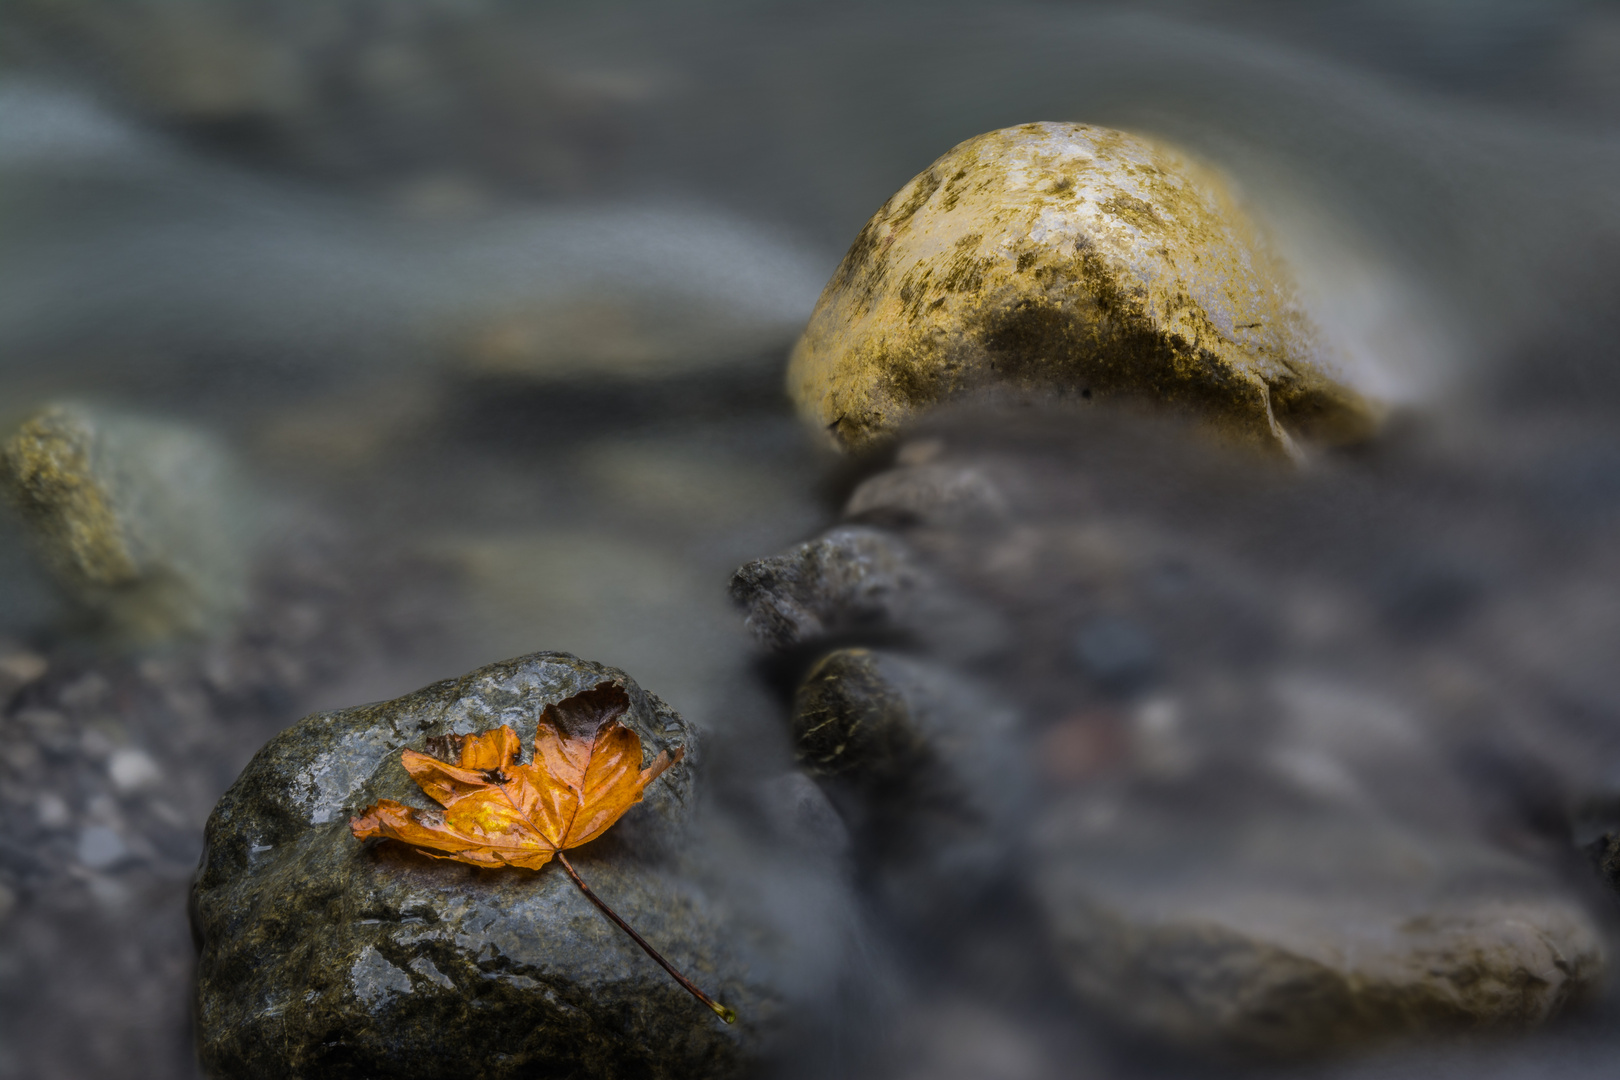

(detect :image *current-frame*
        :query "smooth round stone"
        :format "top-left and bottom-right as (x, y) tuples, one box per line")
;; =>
(788, 121), (1379, 454)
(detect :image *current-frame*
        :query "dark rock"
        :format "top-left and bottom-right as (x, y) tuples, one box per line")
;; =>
(730, 527), (934, 652)
(734, 407), (1619, 1058)
(790, 648), (1026, 922)
(729, 526), (1005, 659)
(1070, 615), (1159, 694)
(193, 651), (770, 1080)
(1584, 832), (1620, 893)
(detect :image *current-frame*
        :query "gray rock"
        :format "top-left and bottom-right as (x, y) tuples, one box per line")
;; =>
(75, 824), (130, 870)
(729, 526), (1005, 659)
(193, 651), (772, 1080)
(1071, 615), (1159, 694)
(730, 527), (933, 651)
(844, 462), (1009, 527)
(1031, 791), (1605, 1057)
(0, 402), (251, 643)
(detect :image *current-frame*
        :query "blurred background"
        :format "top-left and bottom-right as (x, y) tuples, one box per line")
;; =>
(2, 1), (1620, 1078)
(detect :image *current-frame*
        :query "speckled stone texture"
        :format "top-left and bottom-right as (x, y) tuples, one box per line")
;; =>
(193, 652), (764, 1080)
(788, 121), (1379, 454)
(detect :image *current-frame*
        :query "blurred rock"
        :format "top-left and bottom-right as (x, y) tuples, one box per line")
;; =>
(731, 527), (933, 651)
(729, 526), (1006, 660)
(0, 0), (650, 198)
(791, 648), (1026, 921)
(752, 772), (850, 862)
(193, 651), (769, 1080)
(844, 461), (1009, 527)
(0, 403), (251, 643)
(1585, 832), (1620, 895)
(788, 122), (1378, 454)
(1071, 615), (1160, 695)
(1032, 793), (1604, 1057)
(0, 644), (47, 697)
(735, 404), (1620, 1061)
(459, 296), (795, 384)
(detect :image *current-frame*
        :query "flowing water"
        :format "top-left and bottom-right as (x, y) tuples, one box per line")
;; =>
(2, 2), (1619, 1077)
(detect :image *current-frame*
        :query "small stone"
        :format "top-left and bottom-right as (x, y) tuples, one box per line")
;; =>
(193, 651), (793, 1080)
(78, 727), (114, 761)
(788, 122), (1379, 454)
(35, 793), (70, 831)
(107, 748), (162, 794)
(0, 650), (46, 692)
(1072, 615), (1160, 693)
(0, 403), (252, 643)
(75, 825), (130, 871)
(730, 526), (931, 651)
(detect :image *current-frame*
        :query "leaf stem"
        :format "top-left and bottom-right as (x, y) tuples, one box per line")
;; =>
(554, 851), (736, 1024)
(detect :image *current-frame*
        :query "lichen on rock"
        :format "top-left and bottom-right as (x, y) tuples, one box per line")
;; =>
(788, 121), (1380, 454)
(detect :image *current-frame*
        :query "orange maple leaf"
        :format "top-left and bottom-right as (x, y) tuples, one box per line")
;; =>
(351, 681), (732, 1023)
(350, 682), (681, 870)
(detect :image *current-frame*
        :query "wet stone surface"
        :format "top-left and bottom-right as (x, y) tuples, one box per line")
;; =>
(193, 651), (770, 1080)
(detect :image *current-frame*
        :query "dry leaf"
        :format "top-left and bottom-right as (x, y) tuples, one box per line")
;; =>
(351, 680), (733, 1022)
(351, 682), (680, 870)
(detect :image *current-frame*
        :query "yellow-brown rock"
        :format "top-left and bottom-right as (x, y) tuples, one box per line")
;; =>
(788, 122), (1379, 454)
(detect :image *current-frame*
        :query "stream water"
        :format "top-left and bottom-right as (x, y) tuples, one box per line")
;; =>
(2, 3), (1619, 1078)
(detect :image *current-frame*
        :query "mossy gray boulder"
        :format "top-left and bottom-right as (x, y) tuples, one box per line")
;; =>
(0, 402), (250, 642)
(192, 652), (768, 1080)
(788, 122), (1379, 455)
